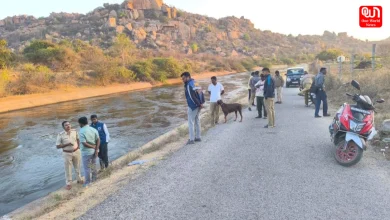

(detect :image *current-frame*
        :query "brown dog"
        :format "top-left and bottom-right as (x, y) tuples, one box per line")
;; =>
(217, 100), (243, 123)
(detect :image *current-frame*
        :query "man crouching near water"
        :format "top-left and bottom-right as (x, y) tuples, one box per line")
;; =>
(78, 117), (100, 188)
(56, 121), (83, 190)
(181, 72), (203, 145)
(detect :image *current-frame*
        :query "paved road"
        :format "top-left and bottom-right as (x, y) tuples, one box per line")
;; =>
(80, 88), (390, 220)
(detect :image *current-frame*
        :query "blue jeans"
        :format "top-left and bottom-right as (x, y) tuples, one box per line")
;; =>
(315, 90), (328, 116)
(82, 154), (97, 185)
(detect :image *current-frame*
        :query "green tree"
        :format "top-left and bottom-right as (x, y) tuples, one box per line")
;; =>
(110, 34), (136, 67)
(315, 49), (343, 61)
(0, 40), (13, 69)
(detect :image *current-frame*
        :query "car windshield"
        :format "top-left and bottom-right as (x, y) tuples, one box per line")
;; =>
(287, 69), (304, 75)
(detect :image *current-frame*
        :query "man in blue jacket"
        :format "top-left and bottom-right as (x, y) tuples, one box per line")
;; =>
(314, 67), (331, 118)
(90, 114), (110, 169)
(181, 72), (203, 145)
(263, 68), (276, 128)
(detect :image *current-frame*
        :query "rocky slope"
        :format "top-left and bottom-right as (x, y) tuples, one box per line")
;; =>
(0, 0), (375, 58)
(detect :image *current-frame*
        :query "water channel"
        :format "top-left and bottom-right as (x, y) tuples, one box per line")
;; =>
(0, 72), (248, 216)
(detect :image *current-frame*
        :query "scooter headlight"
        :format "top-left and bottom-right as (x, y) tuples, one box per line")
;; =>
(350, 120), (365, 132)
(286, 77), (291, 82)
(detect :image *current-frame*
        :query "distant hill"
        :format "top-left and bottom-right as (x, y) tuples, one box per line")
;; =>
(0, 0), (382, 58)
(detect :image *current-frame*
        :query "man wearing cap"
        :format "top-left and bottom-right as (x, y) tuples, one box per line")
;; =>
(56, 121), (83, 190)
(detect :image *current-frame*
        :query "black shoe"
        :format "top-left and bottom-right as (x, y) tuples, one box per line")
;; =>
(194, 138), (202, 142)
(323, 114), (331, 117)
(315, 115), (322, 118)
(255, 116), (262, 118)
(264, 125), (269, 128)
(186, 140), (195, 145)
(248, 107), (252, 111)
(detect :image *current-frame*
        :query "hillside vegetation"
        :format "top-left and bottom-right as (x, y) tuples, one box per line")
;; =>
(0, 0), (388, 97)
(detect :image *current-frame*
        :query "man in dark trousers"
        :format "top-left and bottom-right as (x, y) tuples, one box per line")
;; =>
(90, 115), (111, 169)
(314, 67), (331, 118)
(263, 68), (276, 128)
(181, 72), (203, 145)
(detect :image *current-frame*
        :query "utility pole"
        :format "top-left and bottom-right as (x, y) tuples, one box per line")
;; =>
(350, 53), (354, 78)
(372, 44), (376, 71)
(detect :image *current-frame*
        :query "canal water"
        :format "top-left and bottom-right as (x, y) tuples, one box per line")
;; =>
(0, 72), (248, 216)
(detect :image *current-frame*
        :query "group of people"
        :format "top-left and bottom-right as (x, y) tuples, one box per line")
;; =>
(247, 68), (281, 128)
(56, 115), (110, 189)
(181, 68), (279, 145)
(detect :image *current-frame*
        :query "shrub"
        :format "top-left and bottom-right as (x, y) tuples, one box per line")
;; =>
(280, 57), (295, 65)
(131, 60), (154, 82)
(241, 58), (256, 71)
(191, 43), (199, 53)
(116, 66), (137, 82)
(0, 69), (11, 96)
(151, 57), (183, 78)
(0, 40), (13, 69)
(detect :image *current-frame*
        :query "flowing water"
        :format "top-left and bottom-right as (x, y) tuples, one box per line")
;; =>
(0, 72), (248, 216)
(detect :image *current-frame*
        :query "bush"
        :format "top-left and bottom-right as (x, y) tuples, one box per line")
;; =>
(280, 57), (295, 65)
(259, 60), (272, 69)
(152, 57), (183, 78)
(116, 66), (137, 82)
(131, 60), (154, 82)
(191, 43), (199, 53)
(0, 69), (11, 96)
(316, 48), (344, 61)
(241, 58), (256, 71)
(0, 40), (13, 69)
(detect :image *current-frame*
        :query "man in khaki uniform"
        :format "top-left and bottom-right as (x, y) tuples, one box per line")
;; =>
(299, 71), (314, 107)
(56, 121), (83, 190)
(274, 70), (285, 104)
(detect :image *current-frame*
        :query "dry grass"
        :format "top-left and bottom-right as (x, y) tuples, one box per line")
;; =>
(326, 65), (390, 130)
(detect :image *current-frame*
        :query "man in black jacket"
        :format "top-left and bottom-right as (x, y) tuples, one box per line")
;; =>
(262, 68), (276, 128)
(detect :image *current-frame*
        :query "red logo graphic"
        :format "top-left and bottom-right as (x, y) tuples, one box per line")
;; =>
(360, 6), (382, 28)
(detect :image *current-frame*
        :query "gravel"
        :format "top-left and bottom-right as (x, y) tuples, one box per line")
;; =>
(79, 88), (390, 220)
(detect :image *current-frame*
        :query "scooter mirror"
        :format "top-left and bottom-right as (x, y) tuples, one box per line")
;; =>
(351, 80), (361, 90)
(376, 99), (385, 103)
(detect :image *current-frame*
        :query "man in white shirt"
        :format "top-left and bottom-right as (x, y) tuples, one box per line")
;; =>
(208, 76), (225, 126)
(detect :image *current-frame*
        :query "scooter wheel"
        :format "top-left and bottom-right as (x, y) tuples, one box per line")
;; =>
(334, 140), (363, 167)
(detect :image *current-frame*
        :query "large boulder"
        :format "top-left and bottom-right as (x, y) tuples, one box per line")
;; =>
(107, 17), (117, 27)
(380, 120), (390, 143)
(109, 10), (118, 18)
(116, 25), (125, 33)
(133, 28), (147, 41)
(125, 0), (163, 10)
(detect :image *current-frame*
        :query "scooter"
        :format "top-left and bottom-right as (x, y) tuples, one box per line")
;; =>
(329, 80), (385, 167)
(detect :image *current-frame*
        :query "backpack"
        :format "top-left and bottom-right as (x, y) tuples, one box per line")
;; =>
(195, 89), (206, 104)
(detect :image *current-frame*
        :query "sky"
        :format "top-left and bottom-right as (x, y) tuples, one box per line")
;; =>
(0, 0), (388, 41)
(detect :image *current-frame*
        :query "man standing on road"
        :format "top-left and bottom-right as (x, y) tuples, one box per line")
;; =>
(314, 68), (331, 118)
(274, 70), (285, 104)
(181, 72), (203, 145)
(248, 71), (260, 111)
(78, 117), (100, 187)
(208, 76), (224, 126)
(56, 121), (83, 190)
(254, 74), (267, 119)
(263, 68), (276, 128)
(90, 115), (110, 170)
(247, 72), (255, 106)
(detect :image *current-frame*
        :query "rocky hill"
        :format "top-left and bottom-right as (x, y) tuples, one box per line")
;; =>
(0, 0), (376, 58)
